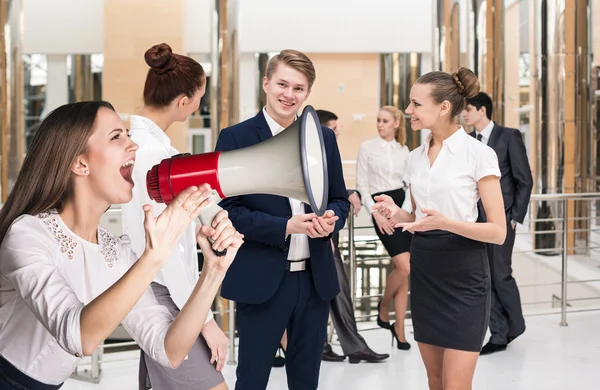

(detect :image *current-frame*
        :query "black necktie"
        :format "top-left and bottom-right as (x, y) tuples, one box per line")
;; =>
(476, 133), (483, 142)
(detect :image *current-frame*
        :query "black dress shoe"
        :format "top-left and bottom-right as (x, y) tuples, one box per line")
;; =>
(347, 348), (390, 364)
(272, 355), (285, 367)
(272, 344), (286, 367)
(390, 323), (411, 350)
(322, 349), (346, 362)
(480, 342), (507, 355)
(507, 328), (525, 344)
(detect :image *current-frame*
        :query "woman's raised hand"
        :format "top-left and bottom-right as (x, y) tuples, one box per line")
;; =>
(197, 213), (244, 273)
(143, 184), (213, 263)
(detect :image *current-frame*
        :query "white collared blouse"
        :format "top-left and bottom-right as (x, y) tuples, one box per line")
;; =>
(404, 127), (501, 222)
(0, 212), (174, 385)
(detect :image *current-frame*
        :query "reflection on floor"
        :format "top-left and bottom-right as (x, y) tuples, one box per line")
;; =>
(63, 310), (599, 390)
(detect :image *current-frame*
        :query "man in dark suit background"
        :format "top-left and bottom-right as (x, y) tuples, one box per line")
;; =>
(215, 50), (350, 389)
(462, 92), (534, 355)
(316, 109), (389, 364)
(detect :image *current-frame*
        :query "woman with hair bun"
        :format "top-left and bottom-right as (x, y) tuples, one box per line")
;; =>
(373, 67), (507, 389)
(121, 43), (229, 390)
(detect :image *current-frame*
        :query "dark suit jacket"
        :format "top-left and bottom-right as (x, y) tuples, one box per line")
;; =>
(470, 123), (533, 223)
(215, 111), (350, 304)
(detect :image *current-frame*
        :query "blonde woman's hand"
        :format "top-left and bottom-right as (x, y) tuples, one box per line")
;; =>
(373, 211), (396, 235)
(143, 184), (213, 263)
(372, 194), (401, 221)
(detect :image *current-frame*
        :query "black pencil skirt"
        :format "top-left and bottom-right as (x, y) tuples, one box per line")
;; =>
(410, 230), (491, 352)
(371, 188), (412, 256)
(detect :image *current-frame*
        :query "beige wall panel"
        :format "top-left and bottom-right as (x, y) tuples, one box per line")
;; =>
(103, 0), (187, 151)
(504, 3), (520, 129)
(304, 53), (380, 188)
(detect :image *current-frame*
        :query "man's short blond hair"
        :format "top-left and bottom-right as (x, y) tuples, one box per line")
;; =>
(265, 49), (316, 89)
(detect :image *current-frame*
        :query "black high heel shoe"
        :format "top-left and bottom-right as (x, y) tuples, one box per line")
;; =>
(377, 301), (391, 329)
(273, 344), (286, 367)
(390, 323), (411, 351)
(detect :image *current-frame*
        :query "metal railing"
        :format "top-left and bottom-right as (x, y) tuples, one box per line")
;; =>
(344, 192), (600, 328)
(73, 192), (600, 383)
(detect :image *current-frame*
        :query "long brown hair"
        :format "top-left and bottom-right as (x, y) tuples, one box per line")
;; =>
(0, 101), (115, 244)
(143, 43), (206, 108)
(380, 105), (406, 146)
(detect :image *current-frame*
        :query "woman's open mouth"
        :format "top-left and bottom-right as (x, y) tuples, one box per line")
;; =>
(120, 159), (135, 187)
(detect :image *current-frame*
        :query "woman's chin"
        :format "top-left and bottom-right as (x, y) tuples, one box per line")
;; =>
(409, 122), (423, 131)
(112, 189), (133, 205)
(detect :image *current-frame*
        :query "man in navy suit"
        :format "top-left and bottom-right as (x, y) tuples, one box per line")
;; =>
(462, 92), (533, 355)
(215, 49), (350, 390)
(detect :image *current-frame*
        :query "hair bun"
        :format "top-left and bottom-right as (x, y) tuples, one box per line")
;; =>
(145, 43), (177, 73)
(451, 73), (465, 95)
(453, 67), (480, 98)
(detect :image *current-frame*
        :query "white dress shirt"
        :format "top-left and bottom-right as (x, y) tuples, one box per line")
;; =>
(121, 115), (212, 322)
(262, 108), (310, 261)
(475, 120), (495, 145)
(404, 127), (501, 222)
(356, 136), (411, 214)
(0, 212), (174, 385)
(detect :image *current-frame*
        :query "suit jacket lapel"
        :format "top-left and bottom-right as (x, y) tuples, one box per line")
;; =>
(487, 123), (502, 148)
(254, 110), (273, 143)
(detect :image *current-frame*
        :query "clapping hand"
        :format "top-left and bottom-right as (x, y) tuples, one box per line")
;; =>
(372, 211), (396, 235)
(372, 194), (401, 221)
(306, 210), (338, 238)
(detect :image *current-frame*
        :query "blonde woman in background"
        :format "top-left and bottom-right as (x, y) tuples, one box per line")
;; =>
(355, 106), (412, 350)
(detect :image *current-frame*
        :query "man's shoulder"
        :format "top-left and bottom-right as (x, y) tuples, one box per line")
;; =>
(221, 114), (260, 136)
(494, 123), (521, 137)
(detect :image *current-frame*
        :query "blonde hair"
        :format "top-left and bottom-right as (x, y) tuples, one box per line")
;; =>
(265, 49), (316, 89)
(380, 105), (406, 146)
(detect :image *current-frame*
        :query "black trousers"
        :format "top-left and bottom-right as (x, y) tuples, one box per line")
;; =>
(324, 243), (368, 356)
(235, 264), (329, 390)
(487, 220), (526, 344)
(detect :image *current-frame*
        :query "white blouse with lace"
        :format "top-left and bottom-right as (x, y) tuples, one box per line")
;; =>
(0, 211), (174, 385)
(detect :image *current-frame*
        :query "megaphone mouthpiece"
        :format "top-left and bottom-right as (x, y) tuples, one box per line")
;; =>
(146, 152), (225, 205)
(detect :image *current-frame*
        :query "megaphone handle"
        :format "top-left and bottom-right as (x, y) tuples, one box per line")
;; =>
(198, 191), (227, 257)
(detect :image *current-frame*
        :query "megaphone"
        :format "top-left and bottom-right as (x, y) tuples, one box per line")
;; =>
(146, 105), (329, 254)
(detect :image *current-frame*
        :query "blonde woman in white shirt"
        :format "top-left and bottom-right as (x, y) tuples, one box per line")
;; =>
(373, 68), (506, 390)
(356, 105), (412, 350)
(0, 101), (241, 389)
(121, 43), (229, 390)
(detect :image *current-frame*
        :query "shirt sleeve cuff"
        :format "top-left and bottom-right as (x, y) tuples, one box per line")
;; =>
(363, 197), (375, 214)
(475, 168), (501, 182)
(66, 304), (84, 357)
(204, 309), (214, 324)
(154, 330), (176, 369)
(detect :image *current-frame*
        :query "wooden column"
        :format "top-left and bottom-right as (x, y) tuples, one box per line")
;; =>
(103, 0), (187, 151)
